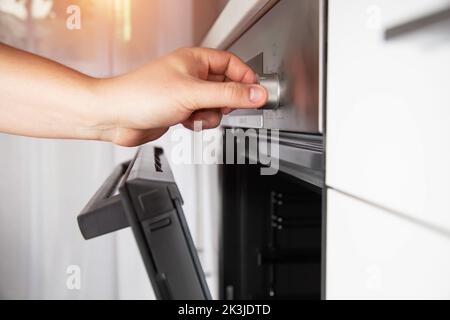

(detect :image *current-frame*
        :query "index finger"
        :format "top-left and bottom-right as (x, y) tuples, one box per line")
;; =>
(194, 48), (257, 84)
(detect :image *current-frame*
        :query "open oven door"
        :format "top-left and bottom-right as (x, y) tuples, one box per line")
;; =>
(77, 145), (211, 300)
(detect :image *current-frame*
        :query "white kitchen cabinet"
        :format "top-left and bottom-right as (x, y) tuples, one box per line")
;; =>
(326, 0), (450, 230)
(326, 189), (450, 299)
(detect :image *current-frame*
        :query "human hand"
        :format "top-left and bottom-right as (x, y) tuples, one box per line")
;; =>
(95, 47), (268, 147)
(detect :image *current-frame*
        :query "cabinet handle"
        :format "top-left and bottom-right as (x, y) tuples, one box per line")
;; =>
(385, 7), (450, 40)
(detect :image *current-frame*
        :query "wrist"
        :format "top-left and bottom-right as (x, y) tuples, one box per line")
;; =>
(78, 77), (119, 143)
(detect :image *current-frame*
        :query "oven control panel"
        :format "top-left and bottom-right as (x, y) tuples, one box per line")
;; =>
(221, 0), (325, 133)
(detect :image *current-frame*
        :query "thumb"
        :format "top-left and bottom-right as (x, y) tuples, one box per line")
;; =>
(191, 81), (267, 110)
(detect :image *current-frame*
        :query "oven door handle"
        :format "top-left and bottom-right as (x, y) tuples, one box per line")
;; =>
(385, 6), (450, 40)
(77, 161), (131, 239)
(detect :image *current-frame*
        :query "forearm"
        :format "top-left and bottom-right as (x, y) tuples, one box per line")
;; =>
(0, 43), (111, 141)
(0, 45), (266, 147)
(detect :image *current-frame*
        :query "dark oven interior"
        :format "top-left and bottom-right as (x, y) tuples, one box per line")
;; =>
(220, 154), (323, 300)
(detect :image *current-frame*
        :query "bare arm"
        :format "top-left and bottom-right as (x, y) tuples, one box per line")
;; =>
(0, 43), (107, 140)
(0, 44), (267, 146)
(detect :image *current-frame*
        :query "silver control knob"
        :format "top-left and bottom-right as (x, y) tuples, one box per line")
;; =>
(258, 73), (282, 109)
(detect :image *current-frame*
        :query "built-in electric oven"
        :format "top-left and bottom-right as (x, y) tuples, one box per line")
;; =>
(218, 0), (327, 299)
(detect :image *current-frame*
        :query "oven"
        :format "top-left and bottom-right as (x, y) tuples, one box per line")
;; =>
(218, 0), (327, 299)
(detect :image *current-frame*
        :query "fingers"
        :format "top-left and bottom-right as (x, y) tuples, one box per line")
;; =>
(182, 109), (223, 130)
(221, 107), (233, 115)
(183, 48), (266, 110)
(206, 77), (234, 115)
(207, 74), (226, 82)
(193, 48), (257, 84)
(191, 80), (267, 110)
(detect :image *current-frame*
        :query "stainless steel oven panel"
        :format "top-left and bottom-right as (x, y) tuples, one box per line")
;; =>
(223, 0), (324, 133)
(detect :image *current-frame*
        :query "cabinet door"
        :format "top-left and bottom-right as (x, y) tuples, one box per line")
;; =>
(326, 0), (450, 230)
(326, 189), (450, 299)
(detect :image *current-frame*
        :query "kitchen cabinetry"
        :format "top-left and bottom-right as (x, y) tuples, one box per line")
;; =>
(327, 0), (450, 230)
(327, 189), (450, 299)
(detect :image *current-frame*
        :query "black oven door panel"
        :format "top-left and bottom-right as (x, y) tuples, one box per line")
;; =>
(77, 145), (211, 300)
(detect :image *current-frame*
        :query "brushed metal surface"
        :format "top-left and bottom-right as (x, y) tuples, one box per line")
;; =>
(224, 0), (324, 133)
(239, 131), (324, 187)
